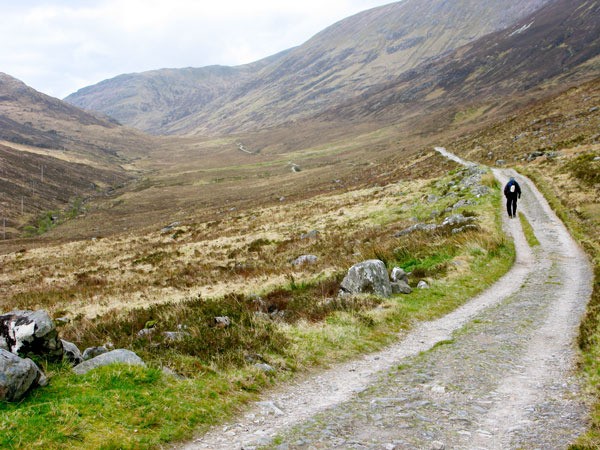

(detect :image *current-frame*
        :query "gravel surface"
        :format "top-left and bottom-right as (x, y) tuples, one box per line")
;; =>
(179, 149), (593, 450)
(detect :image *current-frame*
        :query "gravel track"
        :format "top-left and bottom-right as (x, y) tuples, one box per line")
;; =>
(180, 149), (593, 450)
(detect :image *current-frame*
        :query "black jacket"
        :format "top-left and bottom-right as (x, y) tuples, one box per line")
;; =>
(504, 179), (521, 198)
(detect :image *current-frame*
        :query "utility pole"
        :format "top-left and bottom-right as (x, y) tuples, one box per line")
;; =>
(41, 165), (44, 183)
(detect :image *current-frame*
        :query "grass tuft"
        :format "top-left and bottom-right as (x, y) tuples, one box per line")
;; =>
(518, 212), (540, 247)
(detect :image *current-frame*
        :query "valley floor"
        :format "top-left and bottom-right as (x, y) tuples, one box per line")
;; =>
(181, 153), (593, 449)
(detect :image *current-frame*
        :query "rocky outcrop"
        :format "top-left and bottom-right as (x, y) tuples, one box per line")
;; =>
(395, 213), (477, 237)
(0, 310), (63, 361)
(0, 348), (45, 402)
(72, 349), (146, 375)
(394, 223), (438, 237)
(339, 260), (419, 298)
(292, 255), (318, 266)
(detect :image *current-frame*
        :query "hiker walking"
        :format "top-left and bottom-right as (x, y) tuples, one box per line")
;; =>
(504, 176), (521, 218)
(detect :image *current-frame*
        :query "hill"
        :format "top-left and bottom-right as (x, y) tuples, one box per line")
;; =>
(0, 73), (156, 237)
(0, 73), (153, 159)
(322, 0), (600, 126)
(61, 53), (287, 135)
(65, 0), (551, 135)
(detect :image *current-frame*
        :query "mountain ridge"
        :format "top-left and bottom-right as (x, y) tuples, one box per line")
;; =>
(314, 0), (600, 133)
(65, 0), (552, 135)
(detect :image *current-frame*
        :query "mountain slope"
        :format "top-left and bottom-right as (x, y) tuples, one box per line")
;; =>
(0, 73), (156, 237)
(319, 0), (600, 132)
(65, 0), (551, 135)
(63, 52), (289, 134)
(0, 73), (153, 160)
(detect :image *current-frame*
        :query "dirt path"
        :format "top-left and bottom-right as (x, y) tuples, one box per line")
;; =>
(180, 149), (593, 449)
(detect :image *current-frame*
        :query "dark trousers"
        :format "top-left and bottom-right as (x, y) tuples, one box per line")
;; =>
(506, 196), (518, 217)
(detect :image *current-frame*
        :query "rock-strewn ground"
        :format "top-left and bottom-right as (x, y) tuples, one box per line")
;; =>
(181, 150), (593, 450)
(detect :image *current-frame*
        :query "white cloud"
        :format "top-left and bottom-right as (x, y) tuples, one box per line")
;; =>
(0, 0), (394, 98)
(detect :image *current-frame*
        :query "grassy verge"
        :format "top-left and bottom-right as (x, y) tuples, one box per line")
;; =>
(0, 239), (513, 449)
(518, 212), (540, 247)
(0, 169), (515, 449)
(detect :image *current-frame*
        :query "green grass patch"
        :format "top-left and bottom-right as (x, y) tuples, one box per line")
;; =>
(562, 152), (600, 186)
(518, 212), (540, 247)
(23, 211), (59, 236)
(0, 364), (251, 449)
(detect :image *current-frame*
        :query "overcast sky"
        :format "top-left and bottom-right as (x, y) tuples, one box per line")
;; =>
(1, 0), (394, 99)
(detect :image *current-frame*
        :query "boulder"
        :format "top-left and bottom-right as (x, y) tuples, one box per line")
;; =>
(82, 346), (109, 360)
(160, 222), (180, 233)
(300, 230), (320, 240)
(72, 349), (146, 375)
(0, 310), (63, 361)
(61, 339), (83, 365)
(0, 348), (45, 402)
(292, 255), (318, 266)
(163, 331), (189, 341)
(441, 214), (474, 227)
(394, 223), (437, 237)
(214, 316), (231, 328)
(339, 260), (392, 298)
(390, 267), (409, 284)
(254, 363), (276, 374)
(391, 281), (412, 294)
(417, 280), (430, 289)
